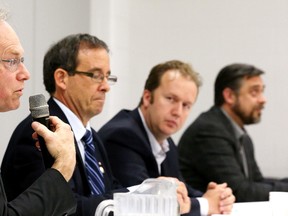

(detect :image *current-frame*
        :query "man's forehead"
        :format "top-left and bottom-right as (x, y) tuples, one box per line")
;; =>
(161, 70), (195, 86)
(163, 69), (180, 80)
(241, 76), (265, 89)
(0, 21), (23, 56)
(1, 45), (24, 57)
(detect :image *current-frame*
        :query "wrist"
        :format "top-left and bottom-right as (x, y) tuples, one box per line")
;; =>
(52, 154), (75, 181)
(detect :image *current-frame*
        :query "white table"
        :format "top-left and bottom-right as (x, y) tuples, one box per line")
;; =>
(213, 201), (272, 216)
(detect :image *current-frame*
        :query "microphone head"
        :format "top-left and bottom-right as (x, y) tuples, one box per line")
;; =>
(29, 94), (49, 118)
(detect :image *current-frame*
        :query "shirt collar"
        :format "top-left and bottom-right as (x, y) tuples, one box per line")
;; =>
(137, 108), (169, 162)
(53, 97), (90, 142)
(220, 107), (245, 140)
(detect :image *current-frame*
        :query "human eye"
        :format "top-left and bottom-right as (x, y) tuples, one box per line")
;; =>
(92, 72), (103, 81)
(249, 87), (262, 97)
(9, 59), (18, 66)
(1, 59), (16, 69)
(0, 55), (24, 72)
(183, 103), (192, 111)
(165, 96), (176, 104)
(8, 58), (23, 67)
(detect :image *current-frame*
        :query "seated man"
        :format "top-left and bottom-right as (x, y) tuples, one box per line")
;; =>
(178, 63), (288, 202)
(98, 60), (235, 216)
(1, 34), (195, 216)
(0, 8), (76, 215)
(1, 33), (126, 216)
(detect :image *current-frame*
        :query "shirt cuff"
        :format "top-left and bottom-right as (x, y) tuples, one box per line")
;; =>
(197, 197), (209, 216)
(127, 184), (140, 192)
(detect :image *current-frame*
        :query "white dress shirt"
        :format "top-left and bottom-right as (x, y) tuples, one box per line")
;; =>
(53, 98), (90, 163)
(138, 108), (208, 216)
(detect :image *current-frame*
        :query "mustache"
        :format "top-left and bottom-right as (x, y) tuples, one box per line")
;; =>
(256, 104), (264, 110)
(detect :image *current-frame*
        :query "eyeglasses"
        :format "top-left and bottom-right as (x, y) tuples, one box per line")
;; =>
(0, 57), (25, 72)
(0, 57), (24, 72)
(69, 70), (117, 85)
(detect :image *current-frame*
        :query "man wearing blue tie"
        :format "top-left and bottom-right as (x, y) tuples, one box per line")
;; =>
(1, 33), (126, 216)
(1, 33), (195, 216)
(82, 129), (105, 195)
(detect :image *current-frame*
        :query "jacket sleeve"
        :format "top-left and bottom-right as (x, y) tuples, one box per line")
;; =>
(179, 110), (288, 202)
(1, 168), (76, 216)
(182, 198), (200, 216)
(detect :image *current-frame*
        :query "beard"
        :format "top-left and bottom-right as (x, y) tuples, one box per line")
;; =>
(232, 100), (263, 125)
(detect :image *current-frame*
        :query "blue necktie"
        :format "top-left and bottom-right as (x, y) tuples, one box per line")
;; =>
(82, 129), (105, 195)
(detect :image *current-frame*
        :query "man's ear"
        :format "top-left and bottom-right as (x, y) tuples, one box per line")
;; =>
(142, 89), (152, 107)
(223, 87), (236, 105)
(54, 68), (68, 90)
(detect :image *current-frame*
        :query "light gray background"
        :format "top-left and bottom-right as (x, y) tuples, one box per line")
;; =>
(1, 0), (287, 178)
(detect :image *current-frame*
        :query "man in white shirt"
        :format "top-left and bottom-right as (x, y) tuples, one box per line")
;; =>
(2, 34), (194, 216)
(99, 60), (235, 216)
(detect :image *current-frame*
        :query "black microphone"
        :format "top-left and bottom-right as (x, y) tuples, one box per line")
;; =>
(29, 94), (54, 168)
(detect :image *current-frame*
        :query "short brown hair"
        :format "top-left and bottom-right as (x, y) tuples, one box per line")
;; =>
(138, 60), (202, 106)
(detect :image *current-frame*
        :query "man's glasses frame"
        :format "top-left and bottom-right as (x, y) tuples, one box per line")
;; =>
(0, 57), (24, 72)
(69, 70), (117, 85)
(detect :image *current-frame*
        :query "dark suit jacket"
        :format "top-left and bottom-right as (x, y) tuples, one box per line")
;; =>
(0, 168), (76, 216)
(98, 108), (203, 216)
(178, 106), (288, 202)
(1, 97), (126, 216)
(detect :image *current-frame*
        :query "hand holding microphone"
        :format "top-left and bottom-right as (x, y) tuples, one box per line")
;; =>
(29, 94), (76, 181)
(29, 94), (54, 168)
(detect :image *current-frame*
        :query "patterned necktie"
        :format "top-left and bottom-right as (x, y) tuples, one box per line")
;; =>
(82, 129), (105, 195)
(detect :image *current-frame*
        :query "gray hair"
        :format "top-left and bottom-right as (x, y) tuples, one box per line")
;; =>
(0, 8), (8, 21)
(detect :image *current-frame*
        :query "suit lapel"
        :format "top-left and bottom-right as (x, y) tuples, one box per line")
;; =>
(215, 106), (251, 177)
(48, 98), (90, 192)
(131, 109), (160, 176)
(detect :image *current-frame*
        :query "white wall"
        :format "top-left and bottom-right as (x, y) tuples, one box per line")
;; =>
(0, 0), (90, 159)
(1, 0), (288, 178)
